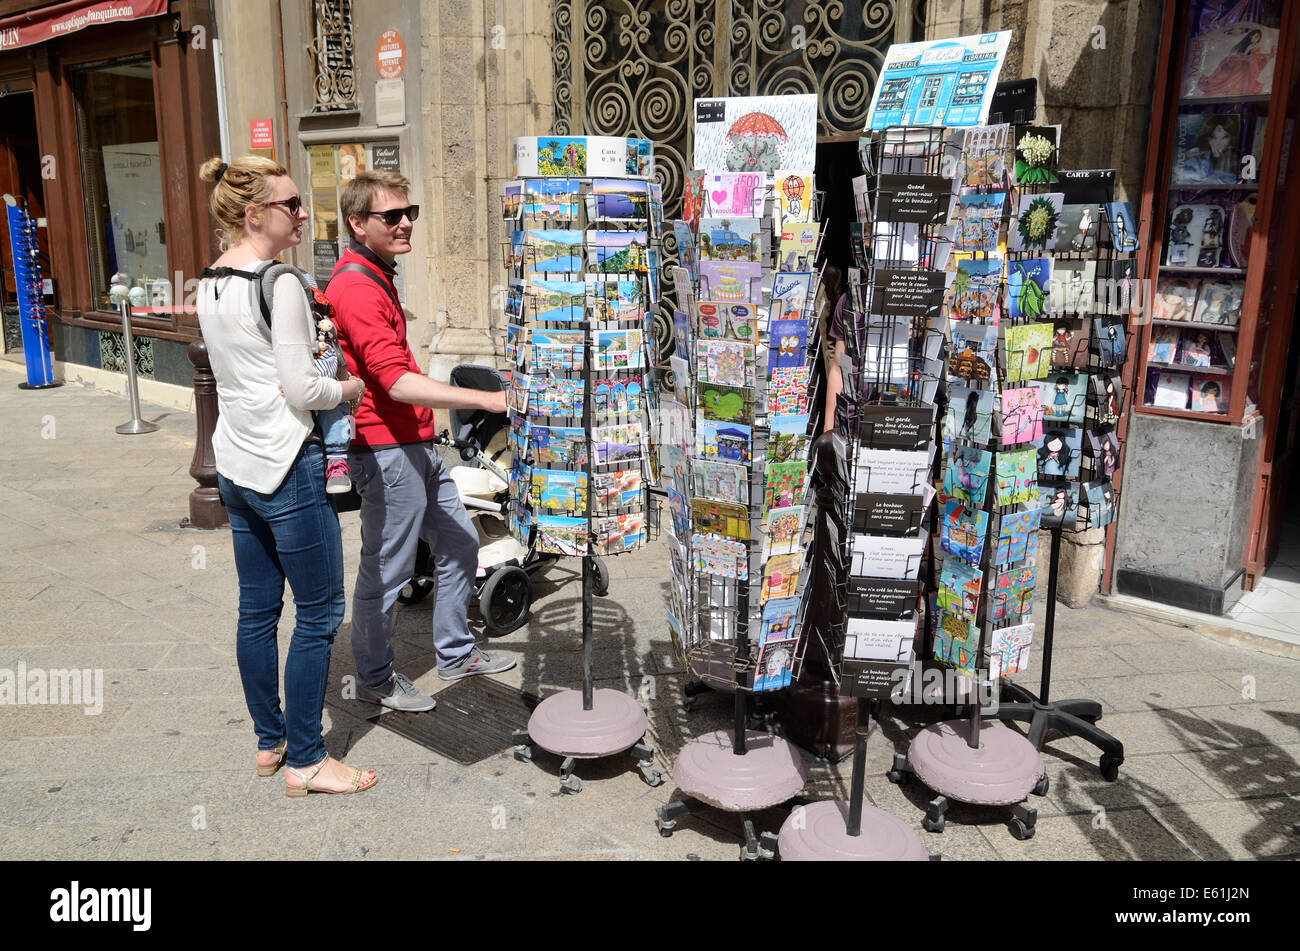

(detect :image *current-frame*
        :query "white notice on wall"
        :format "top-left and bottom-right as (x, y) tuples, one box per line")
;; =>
(376, 79), (406, 126)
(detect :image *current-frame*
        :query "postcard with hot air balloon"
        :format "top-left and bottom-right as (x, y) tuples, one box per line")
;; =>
(692, 95), (818, 176)
(774, 169), (815, 228)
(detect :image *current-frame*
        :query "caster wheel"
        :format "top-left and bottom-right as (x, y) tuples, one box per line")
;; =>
(683, 697), (696, 712)
(560, 774), (582, 794)
(1100, 754), (1123, 782)
(591, 557), (610, 597)
(656, 820), (674, 838)
(1033, 774), (1050, 796)
(640, 765), (665, 787)
(886, 769), (908, 786)
(397, 577), (434, 605)
(1009, 817), (1036, 840)
(513, 746), (533, 762)
(922, 815), (945, 834)
(479, 566), (532, 635)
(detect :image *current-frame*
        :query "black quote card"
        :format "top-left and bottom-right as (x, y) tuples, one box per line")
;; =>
(877, 174), (952, 225)
(842, 659), (906, 699)
(853, 493), (924, 535)
(859, 405), (935, 450)
(1059, 168), (1116, 204)
(847, 578), (923, 618)
(695, 100), (725, 123)
(872, 270), (947, 319)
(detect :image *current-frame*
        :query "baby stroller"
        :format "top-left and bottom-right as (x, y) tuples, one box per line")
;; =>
(397, 365), (609, 634)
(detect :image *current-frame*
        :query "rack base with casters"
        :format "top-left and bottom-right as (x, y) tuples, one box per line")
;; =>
(510, 688), (665, 794)
(994, 682), (1125, 782)
(890, 719), (1043, 840)
(653, 729), (806, 860)
(777, 799), (935, 861)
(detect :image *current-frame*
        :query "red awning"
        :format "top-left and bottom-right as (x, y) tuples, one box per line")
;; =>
(0, 0), (169, 52)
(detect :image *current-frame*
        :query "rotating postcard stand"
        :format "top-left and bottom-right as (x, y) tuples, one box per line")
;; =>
(780, 129), (951, 860)
(851, 125), (1043, 840)
(656, 165), (825, 858)
(499, 138), (668, 793)
(986, 196), (1131, 784)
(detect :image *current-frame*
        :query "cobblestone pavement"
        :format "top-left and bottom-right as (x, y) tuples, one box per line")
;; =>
(1, 369), (1297, 860)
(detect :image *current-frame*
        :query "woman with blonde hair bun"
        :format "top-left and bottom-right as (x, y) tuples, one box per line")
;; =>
(196, 155), (376, 797)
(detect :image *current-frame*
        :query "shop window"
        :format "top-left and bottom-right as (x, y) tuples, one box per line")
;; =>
(72, 60), (167, 312)
(305, 141), (400, 285)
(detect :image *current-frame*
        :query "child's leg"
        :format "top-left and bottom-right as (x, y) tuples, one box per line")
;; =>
(316, 405), (354, 492)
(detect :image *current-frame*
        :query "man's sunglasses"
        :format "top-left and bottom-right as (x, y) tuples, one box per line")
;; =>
(365, 205), (420, 227)
(264, 196), (305, 215)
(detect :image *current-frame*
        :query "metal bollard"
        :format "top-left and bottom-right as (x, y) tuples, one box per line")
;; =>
(114, 299), (159, 434)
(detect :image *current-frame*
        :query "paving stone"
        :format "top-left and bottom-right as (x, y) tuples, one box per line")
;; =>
(1149, 795), (1300, 860)
(0, 822), (125, 860)
(1044, 753), (1223, 813)
(1172, 743), (1300, 800)
(990, 807), (1198, 860)
(1086, 671), (1247, 713)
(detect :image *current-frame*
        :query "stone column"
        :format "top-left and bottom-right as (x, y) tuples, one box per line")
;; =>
(419, 0), (555, 383)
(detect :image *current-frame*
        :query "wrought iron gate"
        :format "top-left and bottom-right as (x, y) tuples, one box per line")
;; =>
(552, 0), (923, 382)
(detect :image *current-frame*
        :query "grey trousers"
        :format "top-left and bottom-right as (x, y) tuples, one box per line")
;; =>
(349, 443), (478, 686)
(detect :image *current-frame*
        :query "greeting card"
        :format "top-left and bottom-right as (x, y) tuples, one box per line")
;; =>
(1104, 201), (1140, 252)
(1035, 427), (1082, 480)
(1082, 479), (1117, 529)
(941, 499), (989, 565)
(768, 413), (810, 463)
(943, 445), (992, 505)
(693, 532), (748, 580)
(774, 169), (816, 227)
(952, 257), (1003, 323)
(938, 559), (984, 621)
(1039, 480), (1080, 529)
(1004, 321), (1054, 383)
(993, 508), (1041, 564)
(1006, 258), (1052, 321)
(764, 505), (805, 558)
(1012, 125), (1060, 185)
(1049, 317), (1091, 370)
(1058, 203), (1101, 252)
(768, 366), (811, 415)
(995, 448), (1039, 506)
(992, 568), (1036, 623)
(768, 318), (809, 370)
(778, 222), (820, 271)
(761, 552), (803, 604)
(693, 459), (748, 504)
(697, 418), (752, 465)
(1038, 373), (1088, 426)
(1010, 191), (1064, 252)
(1190, 373), (1228, 414)
(1000, 385), (1044, 446)
(1091, 372), (1124, 426)
(698, 171), (768, 217)
(763, 461), (808, 510)
(698, 216), (762, 262)
(987, 622), (1033, 678)
(934, 611), (980, 677)
(945, 383), (997, 446)
(1192, 279), (1243, 326)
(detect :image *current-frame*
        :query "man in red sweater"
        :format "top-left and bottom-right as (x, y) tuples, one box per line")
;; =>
(328, 170), (513, 711)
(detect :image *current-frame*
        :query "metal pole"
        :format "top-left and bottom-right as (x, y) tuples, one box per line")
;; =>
(734, 572), (750, 755)
(1040, 526), (1062, 705)
(845, 698), (872, 836)
(115, 300), (159, 435)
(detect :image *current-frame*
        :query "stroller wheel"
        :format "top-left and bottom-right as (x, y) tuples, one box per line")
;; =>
(398, 577), (434, 605)
(480, 566), (532, 635)
(591, 557), (610, 597)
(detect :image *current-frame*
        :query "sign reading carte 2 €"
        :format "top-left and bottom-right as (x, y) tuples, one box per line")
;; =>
(376, 29), (405, 79)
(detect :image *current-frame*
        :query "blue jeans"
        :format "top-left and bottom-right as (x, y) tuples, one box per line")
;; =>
(349, 443), (477, 685)
(218, 442), (344, 768)
(317, 404), (352, 459)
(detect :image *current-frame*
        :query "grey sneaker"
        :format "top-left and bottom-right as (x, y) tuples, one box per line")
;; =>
(437, 646), (517, 681)
(356, 672), (436, 712)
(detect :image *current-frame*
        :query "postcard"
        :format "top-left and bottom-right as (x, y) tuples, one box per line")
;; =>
(523, 229), (584, 273)
(954, 192), (1005, 253)
(588, 230), (649, 274)
(768, 414), (810, 463)
(952, 257), (1003, 323)
(764, 461), (807, 510)
(697, 339), (756, 388)
(996, 447), (1039, 506)
(1191, 373), (1228, 414)
(855, 447), (931, 496)
(761, 552), (803, 604)
(1005, 258), (1051, 321)
(768, 317), (809, 370)
(948, 321), (998, 382)
(774, 169), (816, 227)
(1152, 370), (1191, 410)
(991, 566), (1036, 623)
(503, 181), (523, 221)
(698, 300), (758, 343)
(528, 377), (585, 419)
(1009, 191), (1065, 253)
(938, 559), (984, 622)
(1039, 480), (1080, 529)
(693, 95), (818, 173)
(993, 508), (1041, 564)
(945, 383), (997, 446)
(852, 492), (924, 537)
(1091, 372), (1124, 426)
(594, 329), (645, 370)
(682, 171), (706, 227)
(933, 611), (980, 678)
(987, 622), (1033, 678)
(940, 499), (989, 565)
(1104, 201), (1140, 252)
(698, 382), (751, 424)
(536, 515), (588, 556)
(961, 124), (1010, 189)
(1012, 124), (1060, 184)
(1048, 317), (1091, 370)
(1163, 202), (1228, 269)
(662, 444), (690, 496)
(1082, 479), (1118, 529)
(754, 622), (799, 691)
(865, 32), (1011, 130)
(529, 330), (585, 372)
(592, 279), (644, 323)
(850, 533), (926, 580)
(523, 179), (580, 223)
(769, 271), (815, 325)
(527, 425), (587, 467)
(692, 498), (750, 541)
(1094, 314), (1128, 368)
(590, 178), (649, 221)
(759, 595), (801, 645)
(530, 469), (588, 512)
(698, 217), (762, 263)
(1058, 203), (1102, 253)
(699, 259), (762, 304)
(1038, 373), (1088, 426)
(764, 505), (805, 558)
(1086, 429), (1121, 478)
(672, 221), (699, 283)
(666, 485), (690, 538)
(592, 423), (644, 466)
(593, 513), (646, 555)
(1035, 426), (1082, 480)
(693, 532), (748, 581)
(1049, 259), (1097, 315)
(528, 279), (587, 324)
(778, 222), (820, 271)
(1000, 385), (1043, 446)
(697, 417), (752, 465)
(767, 366), (811, 416)
(694, 459), (748, 505)
(1004, 322), (1054, 383)
(943, 445), (992, 505)
(592, 377), (643, 418)
(1192, 279), (1243, 326)
(858, 405), (935, 452)
(844, 618), (916, 663)
(504, 323), (524, 366)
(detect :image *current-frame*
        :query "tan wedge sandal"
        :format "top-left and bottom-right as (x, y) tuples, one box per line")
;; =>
(256, 740), (288, 777)
(285, 756), (377, 798)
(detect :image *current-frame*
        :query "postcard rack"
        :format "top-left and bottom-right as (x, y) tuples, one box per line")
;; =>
(655, 160), (825, 858)
(3, 195), (59, 389)
(501, 160), (669, 793)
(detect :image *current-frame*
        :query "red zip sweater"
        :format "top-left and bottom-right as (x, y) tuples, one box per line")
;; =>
(327, 246), (434, 447)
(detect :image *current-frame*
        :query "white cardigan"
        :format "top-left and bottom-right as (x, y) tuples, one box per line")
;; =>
(197, 263), (344, 495)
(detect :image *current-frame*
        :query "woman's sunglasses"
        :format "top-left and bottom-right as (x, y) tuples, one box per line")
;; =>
(264, 196), (305, 215)
(365, 205), (420, 227)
